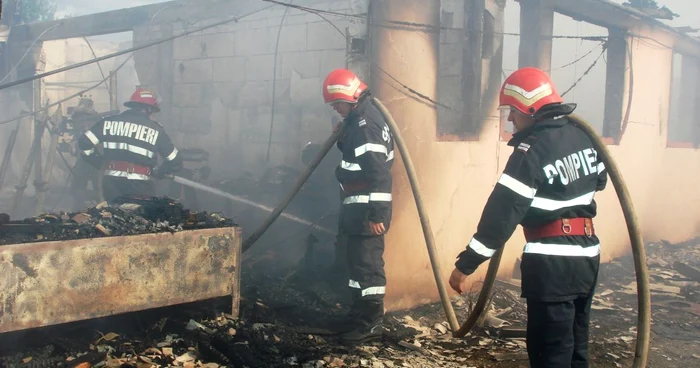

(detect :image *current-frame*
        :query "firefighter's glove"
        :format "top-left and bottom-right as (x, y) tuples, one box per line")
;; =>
(151, 166), (166, 179)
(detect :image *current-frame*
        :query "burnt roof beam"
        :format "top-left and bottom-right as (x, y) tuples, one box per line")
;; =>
(7, 0), (256, 43)
(515, 0), (700, 58)
(9, 3), (165, 42)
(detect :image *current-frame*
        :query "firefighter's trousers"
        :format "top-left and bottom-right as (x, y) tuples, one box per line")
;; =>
(526, 291), (595, 368)
(70, 159), (99, 209)
(346, 234), (386, 326)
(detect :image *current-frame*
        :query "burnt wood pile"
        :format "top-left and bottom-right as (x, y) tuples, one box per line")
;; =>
(0, 196), (236, 246)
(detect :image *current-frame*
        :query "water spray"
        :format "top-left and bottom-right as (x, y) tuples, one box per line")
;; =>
(166, 174), (335, 235)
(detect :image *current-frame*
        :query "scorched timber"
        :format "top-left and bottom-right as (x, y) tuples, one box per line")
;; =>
(0, 198), (242, 334)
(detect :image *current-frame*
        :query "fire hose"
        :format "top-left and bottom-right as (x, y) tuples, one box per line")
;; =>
(239, 100), (650, 366)
(578, 115), (650, 368)
(371, 98), (460, 331)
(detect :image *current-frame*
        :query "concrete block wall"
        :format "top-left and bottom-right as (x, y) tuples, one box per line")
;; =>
(134, 0), (369, 181)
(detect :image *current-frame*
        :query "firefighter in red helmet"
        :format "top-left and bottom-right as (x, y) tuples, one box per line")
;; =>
(78, 88), (182, 202)
(323, 68), (395, 344)
(449, 67), (607, 367)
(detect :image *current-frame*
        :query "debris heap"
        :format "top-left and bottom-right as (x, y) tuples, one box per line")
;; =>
(486, 239), (700, 367)
(0, 196), (236, 246)
(1, 240), (698, 367)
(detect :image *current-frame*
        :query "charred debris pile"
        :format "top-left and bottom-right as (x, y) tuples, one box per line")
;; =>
(1, 238), (698, 367)
(0, 280), (519, 368)
(0, 196), (236, 246)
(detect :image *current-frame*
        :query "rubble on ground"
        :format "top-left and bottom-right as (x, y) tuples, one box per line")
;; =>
(0, 196), (236, 246)
(1, 240), (698, 367)
(593, 239), (700, 353)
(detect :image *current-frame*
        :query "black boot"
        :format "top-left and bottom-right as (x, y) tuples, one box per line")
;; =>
(339, 319), (383, 344)
(339, 301), (384, 345)
(328, 300), (363, 334)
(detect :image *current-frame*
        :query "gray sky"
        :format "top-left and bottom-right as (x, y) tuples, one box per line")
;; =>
(55, 0), (169, 18)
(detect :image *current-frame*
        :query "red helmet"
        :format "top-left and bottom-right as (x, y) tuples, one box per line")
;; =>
(499, 67), (562, 115)
(124, 88), (161, 112)
(322, 69), (368, 104)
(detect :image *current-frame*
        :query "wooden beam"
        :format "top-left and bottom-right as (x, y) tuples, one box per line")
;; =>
(550, 0), (648, 29)
(8, 0), (272, 43)
(9, 4), (158, 42)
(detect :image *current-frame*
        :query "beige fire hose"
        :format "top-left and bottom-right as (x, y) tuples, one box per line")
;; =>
(452, 114), (651, 368)
(240, 100), (650, 366)
(572, 114), (650, 367)
(371, 98), (460, 332)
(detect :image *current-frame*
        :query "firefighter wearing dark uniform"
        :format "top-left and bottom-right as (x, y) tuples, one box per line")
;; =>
(77, 88), (183, 202)
(449, 67), (607, 367)
(322, 69), (394, 344)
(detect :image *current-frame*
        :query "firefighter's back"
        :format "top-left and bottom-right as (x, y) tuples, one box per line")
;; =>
(97, 109), (165, 170)
(519, 116), (607, 301)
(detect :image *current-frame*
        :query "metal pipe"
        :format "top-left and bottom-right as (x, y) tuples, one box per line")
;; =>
(35, 122), (60, 215)
(0, 120), (22, 191)
(11, 117), (47, 214)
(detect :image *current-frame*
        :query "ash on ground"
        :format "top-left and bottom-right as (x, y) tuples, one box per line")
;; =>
(1, 239), (699, 368)
(0, 196), (236, 246)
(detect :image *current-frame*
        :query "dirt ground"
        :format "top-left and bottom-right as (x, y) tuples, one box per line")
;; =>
(1, 240), (698, 368)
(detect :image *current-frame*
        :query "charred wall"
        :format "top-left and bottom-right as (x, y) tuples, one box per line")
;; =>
(132, 0), (370, 182)
(437, 0), (506, 139)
